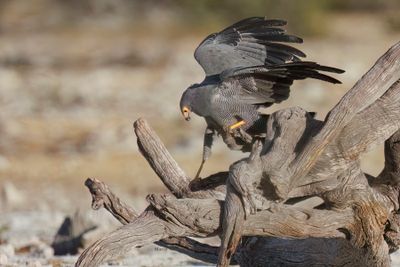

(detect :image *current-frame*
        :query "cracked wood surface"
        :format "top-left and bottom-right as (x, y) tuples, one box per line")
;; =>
(288, 42), (400, 192)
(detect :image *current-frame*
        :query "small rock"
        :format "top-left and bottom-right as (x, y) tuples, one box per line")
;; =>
(28, 260), (42, 267)
(30, 241), (53, 258)
(36, 242), (54, 259)
(0, 243), (15, 257)
(16, 239), (54, 259)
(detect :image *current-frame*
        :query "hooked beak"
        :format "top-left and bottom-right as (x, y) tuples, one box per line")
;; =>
(182, 106), (191, 121)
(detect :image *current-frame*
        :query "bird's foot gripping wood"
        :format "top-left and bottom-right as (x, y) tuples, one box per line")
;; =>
(229, 125), (254, 145)
(226, 120), (255, 145)
(235, 128), (253, 144)
(229, 120), (246, 131)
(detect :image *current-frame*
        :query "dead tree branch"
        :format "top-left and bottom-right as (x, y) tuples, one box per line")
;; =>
(83, 177), (223, 264)
(134, 118), (226, 200)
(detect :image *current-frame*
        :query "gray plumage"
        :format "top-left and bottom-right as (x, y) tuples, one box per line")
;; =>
(179, 17), (344, 179)
(194, 17), (305, 76)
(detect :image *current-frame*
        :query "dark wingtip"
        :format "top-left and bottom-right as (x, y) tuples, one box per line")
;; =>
(335, 68), (345, 74)
(275, 62), (345, 84)
(315, 74), (343, 84)
(312, 75), (342, 84)
(298, 61), (346, 74)
(320, 75), (343, 84)
(319, 64), (346, 74)
(316, 64), (345, 74)
(295, 36), (304, 44)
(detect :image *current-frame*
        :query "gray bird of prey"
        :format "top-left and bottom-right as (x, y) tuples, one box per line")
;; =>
(179, 17), (344, 179)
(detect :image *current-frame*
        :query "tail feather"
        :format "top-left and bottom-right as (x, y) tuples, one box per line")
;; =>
(226, 61), (345, 84)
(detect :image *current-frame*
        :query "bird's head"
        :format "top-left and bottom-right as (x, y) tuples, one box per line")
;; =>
(179, 84), (199, 121)
(179, 94), (192, 121)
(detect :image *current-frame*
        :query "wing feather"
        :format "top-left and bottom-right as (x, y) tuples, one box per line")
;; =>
(194, 17), (305, 76)
(220, 62), (344, 106)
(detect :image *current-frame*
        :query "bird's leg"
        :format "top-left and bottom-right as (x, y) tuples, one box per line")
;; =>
(193, 126), (217, 181)
(194, 160), (205, 181)
(237, 128), (253, 143)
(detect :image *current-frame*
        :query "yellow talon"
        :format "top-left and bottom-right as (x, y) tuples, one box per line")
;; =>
(229, 120), (246, 130)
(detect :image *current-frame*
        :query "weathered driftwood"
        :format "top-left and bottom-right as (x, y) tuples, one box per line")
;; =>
(76, 42), (400, 267)
(219, 42), (400, 266)
(83, 178), (225, 264)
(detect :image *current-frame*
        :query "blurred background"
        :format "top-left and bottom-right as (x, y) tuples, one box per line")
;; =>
(0, 0), (399, 266)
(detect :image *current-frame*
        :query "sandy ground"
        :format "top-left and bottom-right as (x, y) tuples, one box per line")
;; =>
(0, 210), (213, 266)
(0, 7), (400, 266)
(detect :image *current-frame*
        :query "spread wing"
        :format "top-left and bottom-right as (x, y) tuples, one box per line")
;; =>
(220, 62), (345, 107)
(194, 17), (305, 76)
